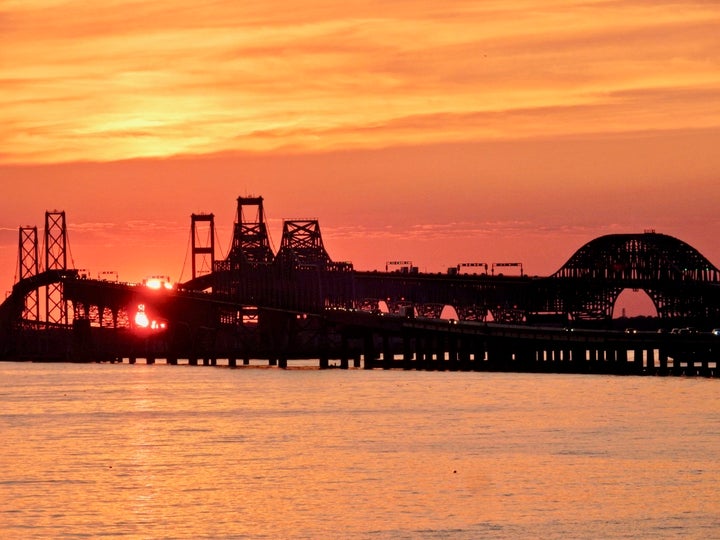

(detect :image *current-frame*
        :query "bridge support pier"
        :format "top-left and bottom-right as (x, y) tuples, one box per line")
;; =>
(646, 348), (656, 374)
(448, 336), (459, 371)
(422, 335), (435, 370)
(545, 348), (554, 371)
(382, 335), (393, 370)
(515, 345), (535, 372)
(486, 342), (511, 371)
(472, 340), (486, 369)
(587, 349), (597, 372)
(599, 349), (611, 373)
(413, 335), (424, 370)
(605, 348), (615, 373)
(457, 342), (471, 371)
(568, 347), (585, 373)
(636, 348), (647, 374)
(605, 348), (617, 372)
(553, 348), (563, 371)
(340, 335), (349, 369)
(543, 348), (553, 371)
(363, 333), (376, 369)
(552, 348), (561, 370)
(555, 348), (564, 370)
(434, 335), (445, 370)
(563, 348), (573, 372)
(632, 348), (643, 374)
(569, 347), (580, 371)
(433, 336), (443, 369)
(402, 334), (414, 370)
(659, 349), (669, 375)
(702, 358), (715, 378)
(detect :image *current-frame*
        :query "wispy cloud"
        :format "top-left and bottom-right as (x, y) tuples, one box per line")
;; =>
(324, 220), (615, 243)
(123, 220), (184, 232)
(2, 0), (719, 163)
(68, 222), (119, 232)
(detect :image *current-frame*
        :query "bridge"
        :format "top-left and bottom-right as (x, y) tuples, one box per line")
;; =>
(2, 196), (720, 376)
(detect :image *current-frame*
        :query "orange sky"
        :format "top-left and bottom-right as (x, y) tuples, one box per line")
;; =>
(2, 1), (720, 314)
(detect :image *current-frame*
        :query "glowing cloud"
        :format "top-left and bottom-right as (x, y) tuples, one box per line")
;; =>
(1, 1), (719, 163)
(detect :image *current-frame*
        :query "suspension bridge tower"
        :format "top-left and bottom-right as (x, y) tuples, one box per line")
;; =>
(17, 226), (39, 323)
(44, 211), (68, 325)
(191, 213), (215, 280)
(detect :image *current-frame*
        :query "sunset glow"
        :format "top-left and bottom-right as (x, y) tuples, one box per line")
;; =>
(3, 1), (719, 163)
(2, 1), (719, 308)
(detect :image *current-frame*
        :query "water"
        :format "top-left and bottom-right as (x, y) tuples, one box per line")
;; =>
(1, 362), (718, 539)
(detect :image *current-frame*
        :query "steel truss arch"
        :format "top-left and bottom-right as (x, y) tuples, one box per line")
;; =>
(553, 232), (720, 282)
(550, 232), (720, 320)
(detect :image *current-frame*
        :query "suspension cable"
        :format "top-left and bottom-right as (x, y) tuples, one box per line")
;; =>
(264, 206), (277, 254)
(39, 228), (46, 273)
(177, 223), (192, 283)
(13, 231), (19, 284)
(215, 221), (227, 261)
(66, 225), (77, 270)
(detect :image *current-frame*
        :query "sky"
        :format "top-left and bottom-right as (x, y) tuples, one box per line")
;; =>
(2, 0), (720, 314)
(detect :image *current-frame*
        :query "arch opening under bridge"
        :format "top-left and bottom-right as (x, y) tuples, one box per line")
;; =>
(612, 288), (658, 319)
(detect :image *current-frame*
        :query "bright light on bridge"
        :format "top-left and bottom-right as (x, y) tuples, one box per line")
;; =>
(134, 304), (150, 327)
(144, 276), (173, 290)
(134, 303), (167, 331)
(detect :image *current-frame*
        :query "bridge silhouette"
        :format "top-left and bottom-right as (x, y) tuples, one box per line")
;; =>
(2, 196), (720, 376)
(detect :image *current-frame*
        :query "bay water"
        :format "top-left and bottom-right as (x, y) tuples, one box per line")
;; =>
(1, 362), (718, 539)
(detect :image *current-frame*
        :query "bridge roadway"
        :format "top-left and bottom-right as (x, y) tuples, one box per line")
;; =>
(0, 271), (716, 376)
(5, 197), (720, 374)
(2, 255), (720, 376)
(324, 308), (719, 376)
(66, 305), (720, 376)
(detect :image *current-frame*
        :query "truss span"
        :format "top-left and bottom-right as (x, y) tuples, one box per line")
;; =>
(553, 232), (720, 282)
(547, 232), (720, 320)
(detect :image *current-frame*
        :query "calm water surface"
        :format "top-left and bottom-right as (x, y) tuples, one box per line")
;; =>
(1, 362), (718, 539)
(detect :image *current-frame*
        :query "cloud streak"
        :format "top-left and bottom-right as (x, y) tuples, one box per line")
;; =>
(2, 0), (719, 163)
